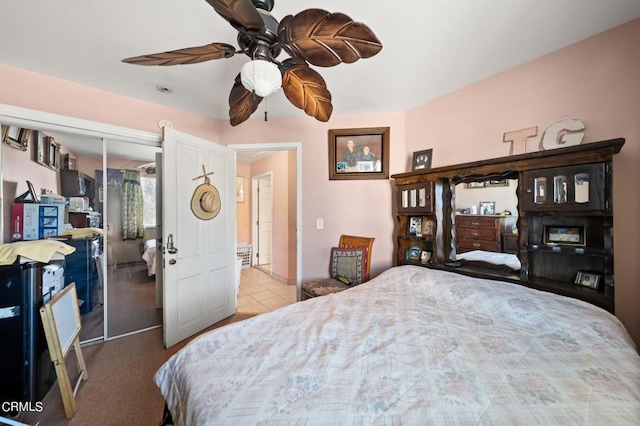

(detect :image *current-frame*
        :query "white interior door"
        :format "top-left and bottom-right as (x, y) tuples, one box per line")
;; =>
(252, 173), (273, 266)
(162, 127), (236, 348)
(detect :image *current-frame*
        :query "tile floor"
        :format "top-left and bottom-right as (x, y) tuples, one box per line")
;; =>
(237, 266), (298, 313)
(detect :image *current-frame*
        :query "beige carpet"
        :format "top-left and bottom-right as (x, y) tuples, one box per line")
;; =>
(19, 312), (259, 426)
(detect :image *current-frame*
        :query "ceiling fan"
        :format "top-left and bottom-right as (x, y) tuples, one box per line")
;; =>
(122, 0), (382, 126)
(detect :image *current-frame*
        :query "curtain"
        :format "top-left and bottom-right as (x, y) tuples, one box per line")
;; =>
(122, 170), (144, 240)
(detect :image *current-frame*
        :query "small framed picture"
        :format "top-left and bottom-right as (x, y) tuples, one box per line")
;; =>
(412, 149), (433, 170)
(479, 201), (496, 215)
(421, 219), (435, 236)
(407, 216), (423, 236)
(485, 179), (509, 187)
(408, 246), (421, 261)
(62, 153), (77, 170)
(466, 181), (485, 189)
(47, 137), (61, 170)
(575, 271), (600, 289)
(236, 176), (244, 203)
(420, 250), (432, 263)
(34, 131), (48, 166)
(544, 225), (585, 246)
(2, 125), (30, 151)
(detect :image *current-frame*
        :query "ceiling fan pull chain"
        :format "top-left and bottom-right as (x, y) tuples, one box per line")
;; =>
(264, 97), (268, 122)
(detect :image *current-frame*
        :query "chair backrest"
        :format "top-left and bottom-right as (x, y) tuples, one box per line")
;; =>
(338, 234), (374, 280)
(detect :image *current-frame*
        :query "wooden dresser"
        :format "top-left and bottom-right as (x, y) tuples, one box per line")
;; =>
(456, 215), (506, 253)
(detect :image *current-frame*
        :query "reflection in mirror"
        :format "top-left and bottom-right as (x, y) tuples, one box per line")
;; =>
(454, 177), (520, 271)
(418, 187), (426, 208)
(553, 175), (567, 203)
(1, 128), (105, 343)
(534, 177), (547, 203)
(2, 124), (162, 343)
(105, 140), (161, 338)
(574, 173), (590, 203)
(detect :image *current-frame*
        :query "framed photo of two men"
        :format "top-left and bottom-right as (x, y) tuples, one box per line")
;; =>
(328, 127), (390, 180)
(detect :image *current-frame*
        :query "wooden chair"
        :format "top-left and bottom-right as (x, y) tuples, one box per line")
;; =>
(301, 234), (374, 300)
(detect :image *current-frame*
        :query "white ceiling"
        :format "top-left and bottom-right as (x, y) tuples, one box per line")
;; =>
(1, 1), (640, 125)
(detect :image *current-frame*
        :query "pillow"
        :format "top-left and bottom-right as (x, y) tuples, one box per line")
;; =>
(329, 247), (367, 285)
(456, 250), (521, 271)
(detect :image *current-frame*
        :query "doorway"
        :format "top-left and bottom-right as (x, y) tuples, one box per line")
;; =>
(229, 143), (303, 300)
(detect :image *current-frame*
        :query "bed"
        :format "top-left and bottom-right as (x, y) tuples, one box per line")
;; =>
(155, 265), (640, 425)
(142, 238), (156, 276)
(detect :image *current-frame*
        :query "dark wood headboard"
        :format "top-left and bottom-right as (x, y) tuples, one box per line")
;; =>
(391, 138), (624, 313)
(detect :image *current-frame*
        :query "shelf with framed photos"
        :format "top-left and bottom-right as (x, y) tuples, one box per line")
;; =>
(394, 180), (440, 266)
(397, 219), (436, 264)
(392, 138), (624, 313)
(523, 165), (615, 310)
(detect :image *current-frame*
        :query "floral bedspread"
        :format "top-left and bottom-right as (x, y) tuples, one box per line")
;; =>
(155, 266), (640, 425)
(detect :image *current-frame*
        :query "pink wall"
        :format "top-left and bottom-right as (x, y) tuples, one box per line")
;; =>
(405, 19), (640, 346)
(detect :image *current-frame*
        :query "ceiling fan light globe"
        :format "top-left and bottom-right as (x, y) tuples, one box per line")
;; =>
(240, 60), (282, 98)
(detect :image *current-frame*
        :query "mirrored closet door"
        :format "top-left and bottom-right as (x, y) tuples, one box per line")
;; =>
(104, 139), (161, 338)
(1, 121), (161, 343)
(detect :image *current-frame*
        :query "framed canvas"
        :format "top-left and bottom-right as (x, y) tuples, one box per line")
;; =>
(328, 127), (389, 180)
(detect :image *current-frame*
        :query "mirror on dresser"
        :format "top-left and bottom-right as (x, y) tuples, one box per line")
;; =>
(453, 177), (519, 257)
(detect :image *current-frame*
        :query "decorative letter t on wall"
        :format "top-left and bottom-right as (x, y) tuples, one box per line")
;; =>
(503, 126), (538, 155)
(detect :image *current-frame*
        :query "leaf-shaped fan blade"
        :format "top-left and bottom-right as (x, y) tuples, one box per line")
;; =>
(122, 43), (236, 66)
(278, 9), (382, 67)
(229, 74), (263, 126)
(281, 59), (333, 122)
(204, 0), (264, 32)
